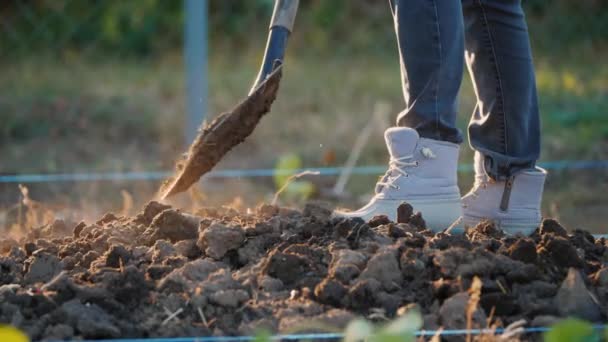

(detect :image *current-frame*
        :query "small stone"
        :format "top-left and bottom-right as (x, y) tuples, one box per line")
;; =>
(555, 268), (602, 321)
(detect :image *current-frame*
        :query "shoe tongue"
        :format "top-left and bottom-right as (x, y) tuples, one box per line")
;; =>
(384, 127), (420, 159)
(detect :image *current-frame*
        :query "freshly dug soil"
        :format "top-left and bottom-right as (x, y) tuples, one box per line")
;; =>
(160, 65), (282, 198)
(1, 202), (607, 341)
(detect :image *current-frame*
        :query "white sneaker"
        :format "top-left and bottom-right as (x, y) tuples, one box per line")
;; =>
(334, 127), (463, 231)
(462, 152), (547, 235)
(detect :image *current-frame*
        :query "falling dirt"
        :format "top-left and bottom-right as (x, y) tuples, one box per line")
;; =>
(1, 202), (607, 341)
(159, 65), (283, 199)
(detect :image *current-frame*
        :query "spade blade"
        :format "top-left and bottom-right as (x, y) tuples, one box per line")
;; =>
(160, 64), (283, 199)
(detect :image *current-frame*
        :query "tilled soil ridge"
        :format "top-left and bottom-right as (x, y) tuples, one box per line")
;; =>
(1, 202), (607, 341)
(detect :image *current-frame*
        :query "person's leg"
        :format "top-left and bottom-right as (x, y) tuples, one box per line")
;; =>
(462, 0), (540, 179)
(335, 0), (465, 231)
(461, 0), (546, 234)
(391, 0), (465, 144)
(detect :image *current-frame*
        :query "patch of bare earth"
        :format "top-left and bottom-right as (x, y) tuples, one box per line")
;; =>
(0, 203), (607, 340)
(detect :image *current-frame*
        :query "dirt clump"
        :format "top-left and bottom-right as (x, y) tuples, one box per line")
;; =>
(0, 201), (606, 341)
(141, 209), (200, 244)
(555, 268), (602, 321)
(24, 251), (63, 284)
(198, 223), (245, 260)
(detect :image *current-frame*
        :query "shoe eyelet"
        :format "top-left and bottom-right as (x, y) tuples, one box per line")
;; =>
(415, 161), (419, 166)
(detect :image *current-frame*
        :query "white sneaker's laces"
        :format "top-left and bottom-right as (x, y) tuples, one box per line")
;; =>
(375, 155), (419, 192)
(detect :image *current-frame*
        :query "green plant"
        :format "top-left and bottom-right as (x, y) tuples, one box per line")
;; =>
(343, 309), (422, 342)
(252, 309), (422, 342)
(544, 318), (601, 342)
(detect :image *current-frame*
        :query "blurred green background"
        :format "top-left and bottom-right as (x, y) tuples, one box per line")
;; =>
(0, 0), (607, 231)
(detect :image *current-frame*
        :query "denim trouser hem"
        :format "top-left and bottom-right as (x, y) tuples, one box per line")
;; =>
(391, 0), (541, 179)
(474, 147), (537, 180)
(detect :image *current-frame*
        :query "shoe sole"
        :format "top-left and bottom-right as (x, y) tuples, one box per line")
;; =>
(463, 214), (540, 236)
(335, 194), (463, 233)
(407, 196), (463, 233)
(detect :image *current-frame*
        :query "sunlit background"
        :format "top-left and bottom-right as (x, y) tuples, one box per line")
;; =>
(1, 0), (606, 232)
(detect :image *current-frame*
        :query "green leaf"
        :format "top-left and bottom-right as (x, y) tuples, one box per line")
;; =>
(544, 318), (600, 342)
(253, 329), (272, 342)
(344, 319), (374, 342)
(372, 331), (415, 342)
(381, 309), (423, 336)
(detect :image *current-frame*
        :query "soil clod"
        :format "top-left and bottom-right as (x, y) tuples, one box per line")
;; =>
(1, 203), (606, 340)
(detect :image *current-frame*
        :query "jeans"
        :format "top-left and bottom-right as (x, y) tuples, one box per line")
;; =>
(390, 0), (540, 180)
